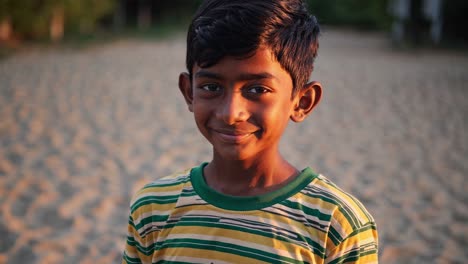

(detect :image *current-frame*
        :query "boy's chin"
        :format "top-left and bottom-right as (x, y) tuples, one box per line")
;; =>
(212, 146), (258, 162)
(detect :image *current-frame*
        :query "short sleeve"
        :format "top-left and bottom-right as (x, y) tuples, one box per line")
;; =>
(122, 214), (143, 264)
(325, 220), (379, 263)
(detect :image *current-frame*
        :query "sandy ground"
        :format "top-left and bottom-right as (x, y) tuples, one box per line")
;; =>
(0, 29), (467, 263)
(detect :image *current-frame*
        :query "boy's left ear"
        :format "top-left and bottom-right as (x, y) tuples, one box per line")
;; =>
(290, 81), (322, 122)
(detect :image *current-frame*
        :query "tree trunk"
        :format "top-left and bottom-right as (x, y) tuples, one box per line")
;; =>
(137, 0), (151, 30)
(113, 0), (126, 31)
(0, 16), (12, 42)
(50, 6), (64, 42)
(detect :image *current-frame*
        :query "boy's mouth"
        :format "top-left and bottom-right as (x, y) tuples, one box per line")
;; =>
(211, 127), (260, 143)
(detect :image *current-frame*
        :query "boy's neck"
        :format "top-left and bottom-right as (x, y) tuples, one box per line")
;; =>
(203, 153), (299, 197)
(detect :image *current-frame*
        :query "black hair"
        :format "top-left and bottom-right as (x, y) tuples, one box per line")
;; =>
(186, 0), (320, 95)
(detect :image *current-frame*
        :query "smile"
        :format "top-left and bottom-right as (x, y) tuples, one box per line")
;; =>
(212, 129), (257, 143)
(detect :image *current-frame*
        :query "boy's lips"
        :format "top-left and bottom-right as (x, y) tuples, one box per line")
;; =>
(211, 127), (259, 143)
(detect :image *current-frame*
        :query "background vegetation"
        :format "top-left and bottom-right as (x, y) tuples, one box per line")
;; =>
(0, 0), (389, 42)
(0, 0), (466, 45)
(306, 0), (390, 30)
(0, 0), (115, 40)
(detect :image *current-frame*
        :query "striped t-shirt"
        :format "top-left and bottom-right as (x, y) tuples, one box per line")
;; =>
(123, 163), (378, 264)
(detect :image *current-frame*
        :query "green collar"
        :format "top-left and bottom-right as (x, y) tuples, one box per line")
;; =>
(190, 162), (318, 211)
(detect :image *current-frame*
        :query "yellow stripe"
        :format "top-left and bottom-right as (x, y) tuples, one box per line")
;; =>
(298, 191), (337, 212)
(158, 247), (271, 264)
(172, 205), (325, 241)
(132, 202), (176, 221)
(124, 168), (378, 263)
(161, 220), (324, 262)
(315, 179), (371, 224)
(137, 183), (185, 195)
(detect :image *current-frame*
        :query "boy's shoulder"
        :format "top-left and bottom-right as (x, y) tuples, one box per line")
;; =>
(306, 173), (377, 245)
(141, 168), (192, 189)
(309, 173), (375, 223)
(129, 168), (193, 212)
(308, 174), (378, 258)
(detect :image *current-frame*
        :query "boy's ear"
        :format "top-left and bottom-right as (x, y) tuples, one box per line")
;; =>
(178, 72), (194, 112)
(290, 81), (322, 122)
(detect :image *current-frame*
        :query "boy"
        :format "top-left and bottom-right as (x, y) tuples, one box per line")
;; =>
(123, 0), (378, 263)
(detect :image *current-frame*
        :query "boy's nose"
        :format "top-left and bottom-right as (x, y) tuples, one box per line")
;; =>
(217, 92), (249, 125)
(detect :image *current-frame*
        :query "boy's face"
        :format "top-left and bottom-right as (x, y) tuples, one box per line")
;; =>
(179, 47), (320, 161)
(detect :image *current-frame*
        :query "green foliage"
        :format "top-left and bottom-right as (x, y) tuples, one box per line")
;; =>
(151, 0), (204, 26)
(1, 0), (115, 40)
(0, 0), (392, 41)
(1, 0), (53, 38)
(146, 0), (390, 31)
(306, 0), (391, 30)
(63, 0), (115, 33)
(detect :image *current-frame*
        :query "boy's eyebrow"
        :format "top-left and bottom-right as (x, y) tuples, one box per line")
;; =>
(195, 70), (277, 81)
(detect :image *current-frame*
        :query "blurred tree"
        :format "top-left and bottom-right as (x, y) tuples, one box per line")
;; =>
(137, 0), (151, 29)
(63, 0), (115, 34)
(307, 0), (391, 30)
(113, 0), (203, 32)
(148, 0), (203, 27)
(2, 0), (53, 39)
(0, 0), (13, 41)
(442, 0), (468, 43)
(0, 0), (115, 41)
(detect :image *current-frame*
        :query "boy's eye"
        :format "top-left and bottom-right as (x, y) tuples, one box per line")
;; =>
(247, 86), (270, 94)
(200, 83), (221, 92)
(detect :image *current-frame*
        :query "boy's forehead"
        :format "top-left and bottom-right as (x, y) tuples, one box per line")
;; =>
(192, 47), (291, 82)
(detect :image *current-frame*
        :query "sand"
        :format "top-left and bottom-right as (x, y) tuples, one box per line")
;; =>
(0, 29), (467, 263)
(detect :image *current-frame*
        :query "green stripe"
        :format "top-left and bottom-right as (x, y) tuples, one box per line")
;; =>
(125, 163), (377, 262)
(132, 221), (325, 258)
(129, 215), (135, 227)
(144, 176), (189, 188)
(338, 206), (360, 230)
(281, 199), (332, 222)
(348, 222), (377, 238)
(156, 238), (304, 264)
(191, 163), (317, 211)
(327, 244), (377, 264)
(155, 261), (196, 264)
(304, 188), (361, 230)
(157, 217), (326, 258)
(134, 214), (169, 231)
(126, 236), (137, 246)
(328, 249), (360, 264)
(309, 178), (367, 226)
(328, 226), (343, 246)
(123, 252), (143, 264)
(131, 195), (179, 213)
(336, 192), (369, 229)
(180, 190), (197, 197)
(328, 221), (377, 248)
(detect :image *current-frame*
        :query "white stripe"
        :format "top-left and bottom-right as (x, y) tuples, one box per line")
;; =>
(135, 190), (182, 200)
(167, 233), (299, 263)
(269, 202), (332, 226)
(144, 173), (190, 186)
(185, 207), (328, 245)
(313, 179), (366, 226)
(168, 209), (320, 249)
(330, 215), (347, 241)
(157, 255), (233, 264)
(326, 236), (377, 259)
(124, 249), (139, 259)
